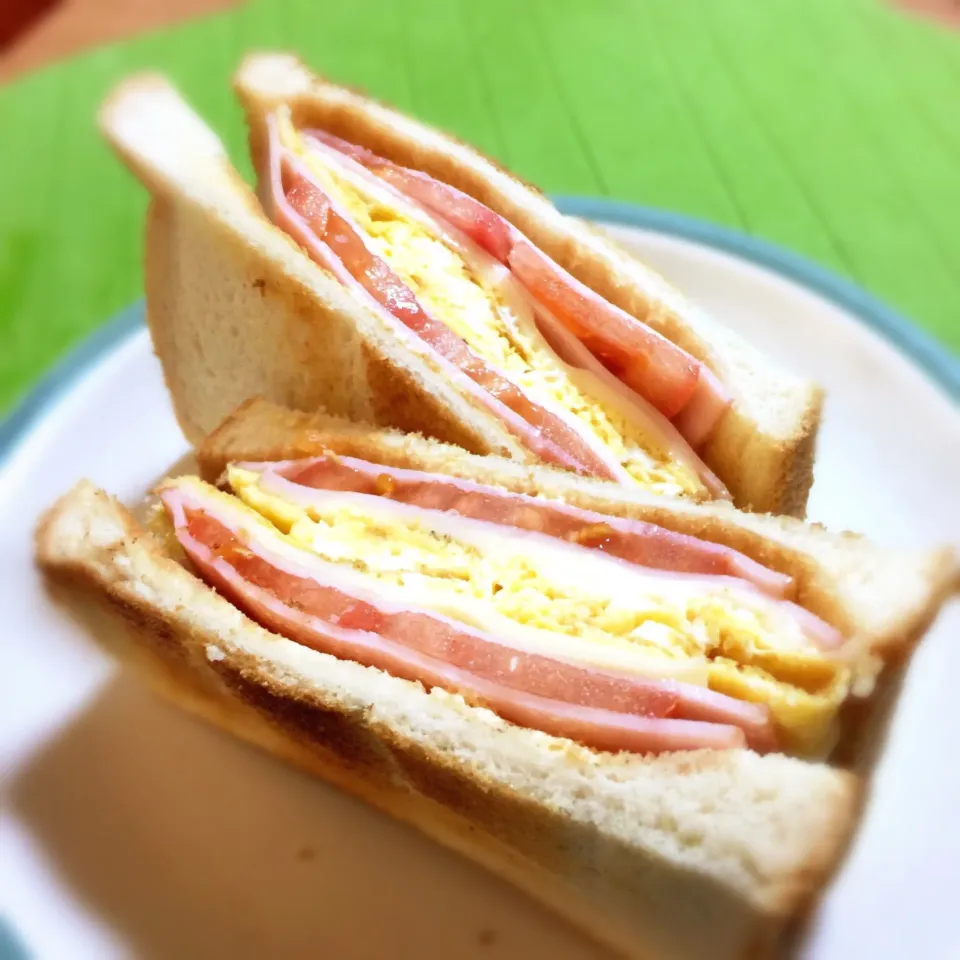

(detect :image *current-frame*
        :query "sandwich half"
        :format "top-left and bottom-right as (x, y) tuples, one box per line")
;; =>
(100, 60), (822, 516)
(36, 399), (958, 960)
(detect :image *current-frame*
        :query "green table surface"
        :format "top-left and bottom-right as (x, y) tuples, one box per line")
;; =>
(2, 0), (959, 413)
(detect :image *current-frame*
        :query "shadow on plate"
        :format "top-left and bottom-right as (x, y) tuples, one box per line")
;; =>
(10, 675), (599, 960)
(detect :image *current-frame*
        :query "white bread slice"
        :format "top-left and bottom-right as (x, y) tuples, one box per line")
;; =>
(234, 52), (824, 518)
(98, 75), (533, 459)
(200, 398), (960, 679)
(37, 480), (858, 960)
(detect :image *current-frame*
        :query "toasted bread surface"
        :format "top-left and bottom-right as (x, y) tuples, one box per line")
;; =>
(37, 480), (859, 960)
(234, 53), (824, 516)
(101, 74), (531, 456)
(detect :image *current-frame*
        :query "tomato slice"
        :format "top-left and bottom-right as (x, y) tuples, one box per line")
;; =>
(193, 510), (676, 716)
(306, 130), (513, 262)
(281, 169), (620, 480)
(308, 131), (718, 423)
(159, 485), (776, 753)
(507, 240), (702, 418)
(271, 456), (792, 598)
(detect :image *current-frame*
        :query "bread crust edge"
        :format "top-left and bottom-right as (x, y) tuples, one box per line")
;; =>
(35, 481), (864, 960)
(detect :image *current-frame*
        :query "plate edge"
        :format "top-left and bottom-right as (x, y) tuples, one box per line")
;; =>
(0, 304), (145, 474)
(558, 197), (960, 399)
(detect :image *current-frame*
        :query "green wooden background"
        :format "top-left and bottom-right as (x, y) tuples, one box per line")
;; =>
(2, 0), (959, 413)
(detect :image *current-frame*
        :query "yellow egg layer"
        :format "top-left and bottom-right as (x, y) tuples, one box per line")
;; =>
(278, 117), (704, 499)
(229, 467), (849, 754)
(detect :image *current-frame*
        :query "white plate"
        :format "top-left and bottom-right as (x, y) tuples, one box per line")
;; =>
(1, 204), (958, 960)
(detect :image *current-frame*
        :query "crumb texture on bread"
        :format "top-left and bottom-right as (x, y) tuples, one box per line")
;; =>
(37, 480), (861, 960)
(234, 52), (824, 516)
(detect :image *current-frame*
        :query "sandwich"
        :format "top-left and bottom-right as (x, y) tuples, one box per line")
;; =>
(99, 56), (823, 516)
(36, 397), (958, 960)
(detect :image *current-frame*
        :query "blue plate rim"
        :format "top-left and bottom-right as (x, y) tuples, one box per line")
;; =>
(558, 197), (959, 398)
(1, 199), (958, 480)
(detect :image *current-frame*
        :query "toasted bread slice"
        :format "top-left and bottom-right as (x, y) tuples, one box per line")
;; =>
(99, 75), (534, 459)
(200, 398), (959, 677)
(38, 480), (859, 960)
(234, 53), (825, 517)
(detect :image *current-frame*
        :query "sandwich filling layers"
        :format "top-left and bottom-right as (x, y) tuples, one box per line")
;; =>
(237, 453), (793, 595)
(157, 464), (852, 757)
(264, 111), (729, 501)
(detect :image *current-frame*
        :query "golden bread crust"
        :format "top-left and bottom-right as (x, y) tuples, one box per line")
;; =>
(36, 481), (862, 960)
(102, 74), (532, 455)
(234, 53), (823, 516)
(700, 382), (824, 517)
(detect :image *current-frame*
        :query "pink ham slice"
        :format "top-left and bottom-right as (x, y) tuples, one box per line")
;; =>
(306, 130), (731, 436)
(241, 460), (843, 653)
(303, 131), (515, 263)
(528, 297), (731, 499)
(671, 365), (732, 450)
(301, 134), (729, 499)
(160, 485), (774, 753)
(302, 133), (723, 496)
(238, 456), (793, 599)
(266, 121), (623, 482)
(506, 240), (701, 419)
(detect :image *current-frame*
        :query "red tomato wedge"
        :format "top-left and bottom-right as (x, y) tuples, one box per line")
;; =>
(268, 128), (624, 482)
(188, 508), (683, 717)
(507, 240), (702, 419)
(305, 131), (514, 263)
(243, 456), (793, 599)
(161, 487), (762, 754)
(239, 461), (840, 656)
(307, 130), (730, 429)
(301, 133), (730, 495)
(158, 484), (789, 752)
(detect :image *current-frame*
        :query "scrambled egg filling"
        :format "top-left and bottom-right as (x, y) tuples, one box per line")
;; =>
(278, 117), (703, 499)
(229, 468), (849, 754)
